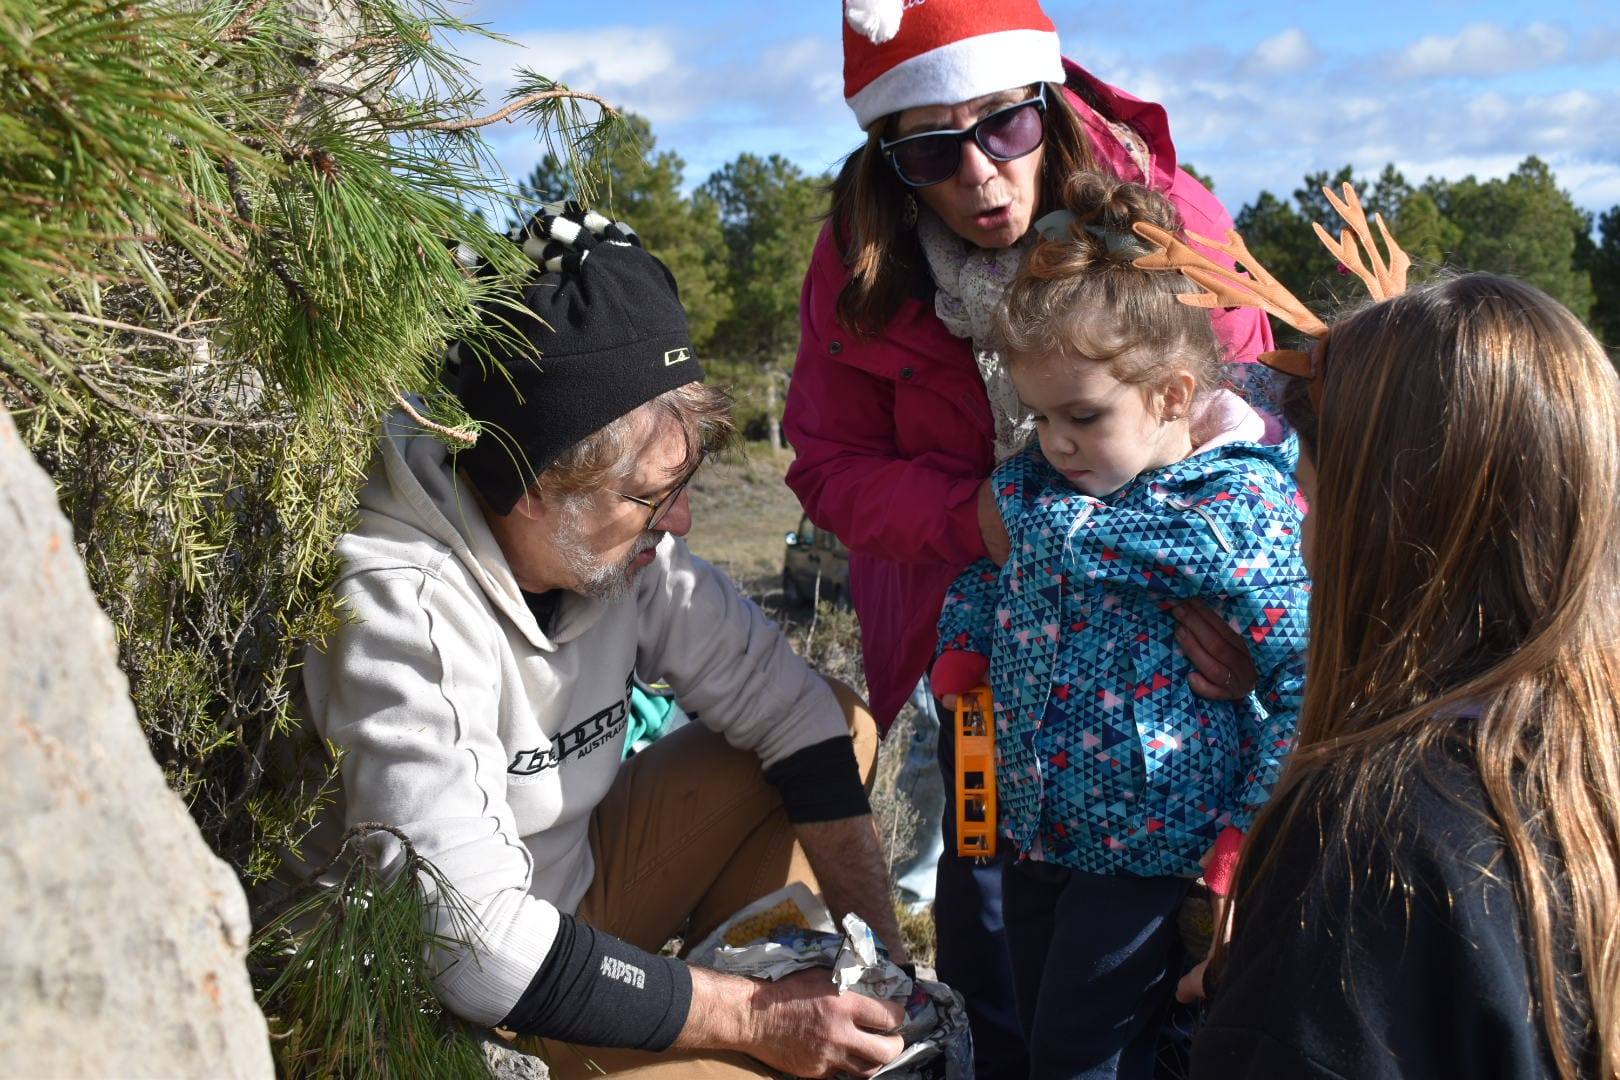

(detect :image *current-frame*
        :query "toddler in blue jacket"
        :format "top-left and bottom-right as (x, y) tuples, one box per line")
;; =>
(931, 174), (1310, 1079)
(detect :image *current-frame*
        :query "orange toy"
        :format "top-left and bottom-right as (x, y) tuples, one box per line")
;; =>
(954, 685), (997, 859)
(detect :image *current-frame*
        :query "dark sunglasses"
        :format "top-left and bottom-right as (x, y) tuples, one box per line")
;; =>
(880, 85), (1048, 188)
(613, 450), (706, 531)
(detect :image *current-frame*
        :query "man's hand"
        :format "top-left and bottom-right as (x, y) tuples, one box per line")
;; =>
(977, 478), (1011, 566)
(679, 966), (904, 1077)
(1172, 601), (1258, 700)
(796, 816), (912, 967)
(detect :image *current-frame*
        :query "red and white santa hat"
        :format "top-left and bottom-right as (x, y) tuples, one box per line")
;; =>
(843, 0), (1066, 130)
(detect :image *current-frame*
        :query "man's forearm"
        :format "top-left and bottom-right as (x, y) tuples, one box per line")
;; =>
(795, 814), (910, 966)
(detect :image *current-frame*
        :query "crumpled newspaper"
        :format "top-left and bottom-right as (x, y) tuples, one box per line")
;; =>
(706, 906), (973, 1079)
(686, 882), (834, 967)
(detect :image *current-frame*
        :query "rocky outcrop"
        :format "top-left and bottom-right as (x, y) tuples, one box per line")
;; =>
(0, 405), (273, 1078)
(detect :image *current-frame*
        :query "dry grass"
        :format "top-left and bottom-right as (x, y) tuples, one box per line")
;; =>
(684, 441), (867, 694)
(685, 443), (805, 587)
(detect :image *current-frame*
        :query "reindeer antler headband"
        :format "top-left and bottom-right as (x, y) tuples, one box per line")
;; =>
(1130, 183), (1412, 407)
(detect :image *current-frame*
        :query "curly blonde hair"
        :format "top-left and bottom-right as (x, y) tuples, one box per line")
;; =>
(992, 172), (1225, 394)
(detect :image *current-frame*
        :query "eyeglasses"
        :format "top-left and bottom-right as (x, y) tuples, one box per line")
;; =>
(613, 450), (706, 531)
(880, 85), (1048, 188)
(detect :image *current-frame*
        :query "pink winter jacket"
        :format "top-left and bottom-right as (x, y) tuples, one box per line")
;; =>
(784, 60), (1274, 729)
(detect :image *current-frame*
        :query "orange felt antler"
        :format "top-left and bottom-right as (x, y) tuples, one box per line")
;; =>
(1131, 182), (1415, 394)
(1312, 183), (1411, 302)
(1131, 222), (1330, 339)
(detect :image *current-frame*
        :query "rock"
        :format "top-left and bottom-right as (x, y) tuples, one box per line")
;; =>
(0, 405), (274, 1078)
(476, 1030), (552, 1080)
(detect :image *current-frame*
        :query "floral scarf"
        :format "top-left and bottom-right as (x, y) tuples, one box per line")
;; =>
(917, 209), (1037, 462)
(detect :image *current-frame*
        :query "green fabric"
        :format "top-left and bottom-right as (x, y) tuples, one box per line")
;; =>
(624, 684), (677, 758)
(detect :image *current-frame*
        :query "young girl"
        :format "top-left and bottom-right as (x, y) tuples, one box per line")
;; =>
(1187, 272), (1620, 1078)
(930, 174), (1310, 1079)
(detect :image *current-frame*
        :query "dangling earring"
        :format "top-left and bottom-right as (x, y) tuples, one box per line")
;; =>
(902, 193), (918, 228)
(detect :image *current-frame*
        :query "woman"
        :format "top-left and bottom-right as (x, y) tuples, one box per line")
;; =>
(1193, 275), (1620, 1078)
(783, 2), (1274, 1073)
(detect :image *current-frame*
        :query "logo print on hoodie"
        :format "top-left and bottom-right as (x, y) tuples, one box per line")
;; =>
(508, 686), (630, 776)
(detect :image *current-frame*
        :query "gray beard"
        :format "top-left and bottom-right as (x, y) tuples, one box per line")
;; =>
(556, 521), (662, 603)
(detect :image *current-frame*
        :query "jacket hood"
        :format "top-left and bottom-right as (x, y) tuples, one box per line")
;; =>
(359, 406), (608, 651)
(1061, 58), (1179, 190)
(1154, 430), (1299, 493)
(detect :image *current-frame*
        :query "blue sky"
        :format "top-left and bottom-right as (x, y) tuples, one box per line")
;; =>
(451, 1), (1620, 216)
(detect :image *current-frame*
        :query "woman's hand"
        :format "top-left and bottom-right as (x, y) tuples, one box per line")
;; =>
(1171, 601), (1257, 699)
(977, 479), (1011, 566)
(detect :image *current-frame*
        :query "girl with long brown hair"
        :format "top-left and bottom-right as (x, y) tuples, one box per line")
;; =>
(1187, 274), (1620, 1077)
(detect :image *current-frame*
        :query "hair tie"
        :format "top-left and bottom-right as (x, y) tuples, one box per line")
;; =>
(1032, 209), (1075, 242)
(1032, 210), (1154, 259)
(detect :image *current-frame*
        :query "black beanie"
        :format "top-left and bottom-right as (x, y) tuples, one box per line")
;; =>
(449, 205), (704, 515)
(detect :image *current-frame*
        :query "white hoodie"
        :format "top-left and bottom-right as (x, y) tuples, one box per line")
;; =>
(300, 410), (847, 1025)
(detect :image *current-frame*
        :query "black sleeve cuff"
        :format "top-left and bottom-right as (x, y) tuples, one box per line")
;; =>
(763, 736), (871, 823)
(499, 914), (692, 1051)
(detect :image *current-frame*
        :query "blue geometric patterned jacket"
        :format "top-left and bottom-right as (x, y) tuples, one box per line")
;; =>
(937, 437), (1310, 878)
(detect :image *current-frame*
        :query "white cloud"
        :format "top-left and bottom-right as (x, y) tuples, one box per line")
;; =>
(455, 26), (694, 124)
(1083, 25), (1620, 216)
(1555, 163), (1620, 210)
(449, 15), (1620, 216)
(1246, 28), (1319, 75)
(1572, 27), (1620, 63)
(1395, 21), (1569, 79)
(452, 25), (857, 192)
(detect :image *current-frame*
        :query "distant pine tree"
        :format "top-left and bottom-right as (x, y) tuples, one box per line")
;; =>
(1579, 206), (1620, 354)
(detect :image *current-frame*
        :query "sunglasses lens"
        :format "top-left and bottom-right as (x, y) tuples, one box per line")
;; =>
(977, 102), (1044, 162)
(891, 135), (959, 187)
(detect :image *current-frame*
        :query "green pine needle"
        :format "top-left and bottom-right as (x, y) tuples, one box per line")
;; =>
(252, 824), (492, 1079)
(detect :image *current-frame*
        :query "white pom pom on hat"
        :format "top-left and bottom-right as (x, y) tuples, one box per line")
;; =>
(844, 0), (903, 44)
(841, 0), (1066, 130)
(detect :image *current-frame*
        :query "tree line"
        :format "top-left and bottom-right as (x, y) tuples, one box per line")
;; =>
(522, 118), (1620, 442)
(1209, 158), (1620, 350)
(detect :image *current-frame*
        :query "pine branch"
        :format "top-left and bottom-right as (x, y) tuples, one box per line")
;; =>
(394, 393), (477, 445)
(219, 0), (273, 42)
(29, 312), (206, 349)
(217, 155), (318, 319)
(251, 824), (491, 1079)
(426, 87), (618, 133)
(76, 370), (279, 431)
(279, 36), (397, 127)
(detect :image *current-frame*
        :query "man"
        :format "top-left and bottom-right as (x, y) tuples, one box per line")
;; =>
(301, 208), (910, 1078)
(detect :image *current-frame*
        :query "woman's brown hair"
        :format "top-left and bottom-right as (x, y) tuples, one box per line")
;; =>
(826, 79), (1099, 336)
(1248, 274), (1620, 1077)
(992, 173), (1224, 392)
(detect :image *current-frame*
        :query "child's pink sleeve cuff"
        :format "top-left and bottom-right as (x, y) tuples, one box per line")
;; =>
(932, 651), (990, 696)
(1204, 826), (1245, 897)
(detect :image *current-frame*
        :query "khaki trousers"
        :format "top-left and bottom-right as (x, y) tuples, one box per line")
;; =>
(513, 677), (879, 1078)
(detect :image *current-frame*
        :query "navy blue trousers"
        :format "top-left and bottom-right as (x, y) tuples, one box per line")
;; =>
(1002, 859), (1191, 1079)
(934, 718), (1029, 1079)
